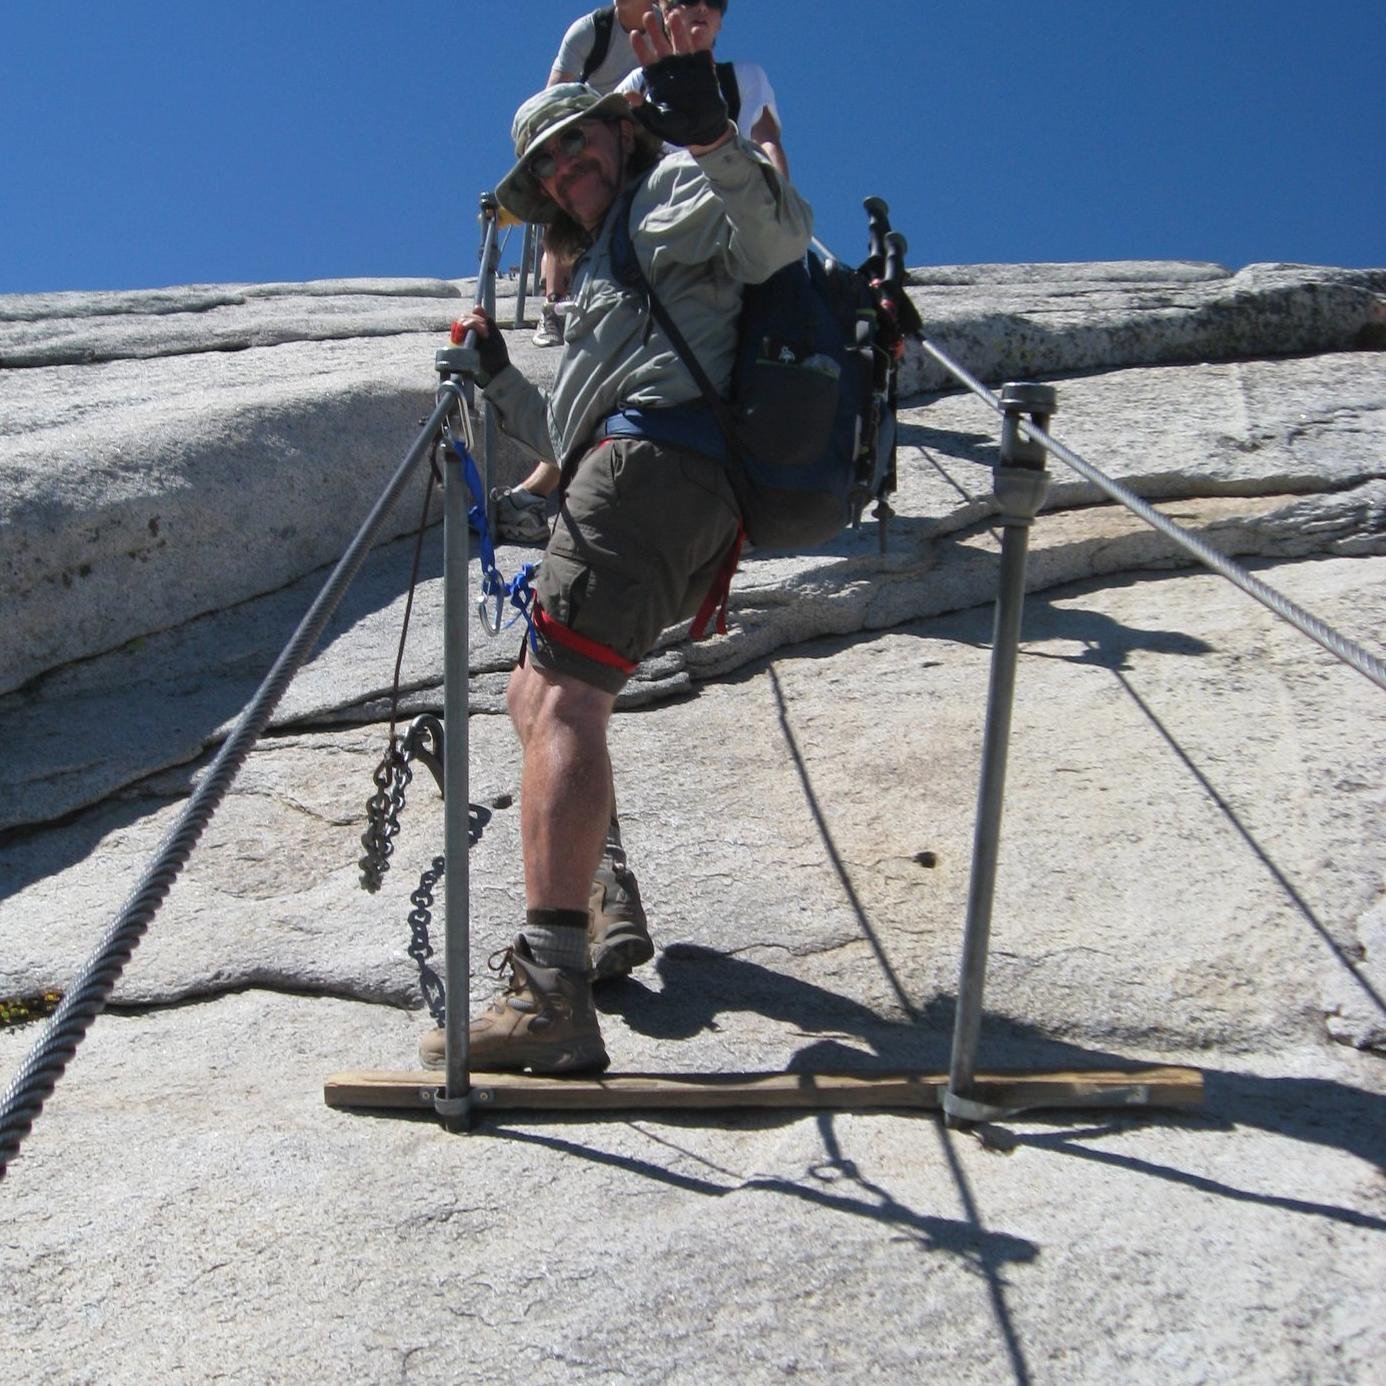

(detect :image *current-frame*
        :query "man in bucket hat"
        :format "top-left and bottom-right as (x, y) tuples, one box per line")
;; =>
(422, 9), (813, 1074)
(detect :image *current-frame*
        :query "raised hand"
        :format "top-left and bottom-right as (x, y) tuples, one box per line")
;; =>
(629, 9), (729, 151)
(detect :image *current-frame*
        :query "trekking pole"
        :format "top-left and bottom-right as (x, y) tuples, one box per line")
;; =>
(944, 383), (1057, 1125)
(870, 228), (913, 548)
(863, 196), (890, 280)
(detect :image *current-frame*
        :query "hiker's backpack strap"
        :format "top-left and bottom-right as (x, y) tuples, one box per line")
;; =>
(610, 186), (743, 463)
(715, 62), (742, 128)
(611, 183), (863, 553)
(581, 6), (616, 84)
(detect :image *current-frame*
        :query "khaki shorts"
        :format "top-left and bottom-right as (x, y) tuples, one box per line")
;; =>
(531, 435), (741, 693)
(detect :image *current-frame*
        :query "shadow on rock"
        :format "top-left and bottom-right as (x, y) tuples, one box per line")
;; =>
(940, 572), (1218, 670)
(489, 1120), (1041, 1286)
(595, 944), (1386, 1181)
(596, 942), (949, 1065)
(979, 1069), (1386, 1234)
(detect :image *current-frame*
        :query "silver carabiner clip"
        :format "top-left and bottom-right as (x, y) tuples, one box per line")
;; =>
(478, 588), (505, 636)
(437, 379), (476, 454)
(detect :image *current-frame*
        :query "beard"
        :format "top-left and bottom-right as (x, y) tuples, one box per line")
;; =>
(553, 158), (622, 227)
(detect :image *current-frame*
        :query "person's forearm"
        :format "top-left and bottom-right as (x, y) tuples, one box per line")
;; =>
(486, 368), (557, 465)
(759, 138), (790, 179)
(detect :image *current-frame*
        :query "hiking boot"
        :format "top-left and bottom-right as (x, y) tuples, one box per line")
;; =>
(532, 298), (564, 347)
(418, 936), (608, 1074)
(588, 855), (653, 982)
(491, 485), (550, 544)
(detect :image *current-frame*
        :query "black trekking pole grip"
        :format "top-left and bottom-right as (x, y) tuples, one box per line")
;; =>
(863, 196), (891, 270)
(877, 231), (921, 337)
(884, 231), (908, 289)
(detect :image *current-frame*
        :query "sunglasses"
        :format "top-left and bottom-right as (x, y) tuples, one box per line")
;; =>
(665, 0), (727, 12)
(526, 125), (598, 182)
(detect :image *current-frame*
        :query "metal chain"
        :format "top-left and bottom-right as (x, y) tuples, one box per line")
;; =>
(396, 802), (493, 1027)
(407, 855), (448, 1027)
(359, 740), (411, 893)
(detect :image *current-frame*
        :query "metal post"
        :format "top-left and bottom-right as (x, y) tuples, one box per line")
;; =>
(944, 382), (1057, 1124)
(478, 193), (501, 536)
(436, 411), (474, 1132)
(430, 235), (496, 1132)
(514, 222), (535, 328)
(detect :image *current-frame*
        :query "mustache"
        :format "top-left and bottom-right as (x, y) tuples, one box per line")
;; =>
(556, 158), (607, 197)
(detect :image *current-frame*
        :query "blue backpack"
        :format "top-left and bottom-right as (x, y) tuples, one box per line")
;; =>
(614, 192), (889, 550)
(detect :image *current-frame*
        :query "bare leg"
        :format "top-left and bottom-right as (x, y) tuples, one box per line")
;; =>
(541, 248), (572, 302)
(507, 659), (615, 911)
(514, 458), (563, 497)
(418, 659), (615, 1073)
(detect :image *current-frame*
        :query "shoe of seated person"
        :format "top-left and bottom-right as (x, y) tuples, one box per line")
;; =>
(532, 299), (564, 348)
(588, 853), (653, 983)
(491, 486), (550, 544)
(418, 935), (608, 1074)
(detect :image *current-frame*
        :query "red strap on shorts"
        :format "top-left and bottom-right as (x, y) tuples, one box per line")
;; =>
(532, 603), (638, 673)
(690, 525), (745, 641)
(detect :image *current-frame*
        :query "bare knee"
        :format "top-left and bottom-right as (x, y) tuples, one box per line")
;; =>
(508, 661), (613, 746)
(507, 661), (539, 743)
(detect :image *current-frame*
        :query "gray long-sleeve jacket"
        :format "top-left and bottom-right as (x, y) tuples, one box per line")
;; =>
(484, 133), (814, 470)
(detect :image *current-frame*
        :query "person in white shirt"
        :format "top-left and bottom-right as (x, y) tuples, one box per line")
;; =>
(615, 0), (788, 178)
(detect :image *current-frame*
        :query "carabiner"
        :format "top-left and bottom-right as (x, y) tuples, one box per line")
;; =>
(478, 588), (505, 636)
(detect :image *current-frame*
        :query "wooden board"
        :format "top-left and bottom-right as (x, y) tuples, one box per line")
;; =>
(324, 1066), (1203, 1115)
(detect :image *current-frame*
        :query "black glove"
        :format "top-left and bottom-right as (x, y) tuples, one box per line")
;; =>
(477, 317), (510, 383)
(451, 311), (511, 384)
(633, 52), (729, 148)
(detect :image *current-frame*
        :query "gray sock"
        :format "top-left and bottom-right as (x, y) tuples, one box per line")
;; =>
(523, 907), (589, 971)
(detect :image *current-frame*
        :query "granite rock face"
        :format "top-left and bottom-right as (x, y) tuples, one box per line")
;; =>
(3, 262), (1384, 695)
(3, 349), (1381, 833)
(896, 261), (1386, 396)
(2, 258), (1384, 1384)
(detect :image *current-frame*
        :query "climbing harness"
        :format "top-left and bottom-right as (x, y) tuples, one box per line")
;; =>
(452, 433), (540, 645)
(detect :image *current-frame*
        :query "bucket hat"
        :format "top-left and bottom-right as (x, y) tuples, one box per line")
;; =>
(496, 83), (663, 224)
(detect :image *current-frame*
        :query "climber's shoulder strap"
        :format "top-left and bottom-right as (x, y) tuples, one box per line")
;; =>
(581, 6), (616, 84)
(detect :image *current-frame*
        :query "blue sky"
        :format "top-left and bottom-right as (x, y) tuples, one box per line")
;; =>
(2, 1), (1382, 293)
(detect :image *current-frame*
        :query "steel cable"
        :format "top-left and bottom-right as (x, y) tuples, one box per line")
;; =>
(0, 386), (463, 1178)
(914, 335), (1386, 693)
